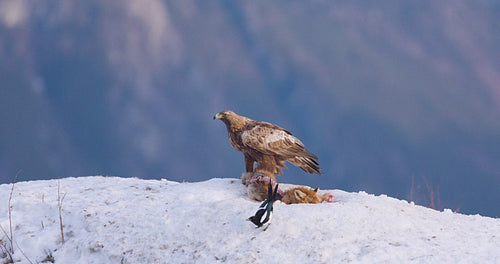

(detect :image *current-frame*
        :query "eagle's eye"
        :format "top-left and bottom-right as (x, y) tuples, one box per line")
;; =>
(214, 112), (225, 120)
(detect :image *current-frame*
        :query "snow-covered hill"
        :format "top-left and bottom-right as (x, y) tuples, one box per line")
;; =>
(1, 177), (498, 263)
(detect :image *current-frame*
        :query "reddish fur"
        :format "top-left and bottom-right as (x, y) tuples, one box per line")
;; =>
(241, 172), (276, 201)
(242, 172), (332, 204)
(281, 186), (332, 204)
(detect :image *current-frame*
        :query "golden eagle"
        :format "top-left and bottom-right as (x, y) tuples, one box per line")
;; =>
(214, 110), (321, 178)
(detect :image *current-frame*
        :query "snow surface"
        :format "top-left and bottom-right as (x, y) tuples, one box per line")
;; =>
(0, 176), (499, 263)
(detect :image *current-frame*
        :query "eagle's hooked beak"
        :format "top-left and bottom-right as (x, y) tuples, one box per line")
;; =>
(213, 112), (223, 120)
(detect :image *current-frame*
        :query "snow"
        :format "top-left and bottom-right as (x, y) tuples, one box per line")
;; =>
(0, 176), (499, 263)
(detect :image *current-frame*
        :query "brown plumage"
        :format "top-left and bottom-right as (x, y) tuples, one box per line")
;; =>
(214, 110), (321, 178)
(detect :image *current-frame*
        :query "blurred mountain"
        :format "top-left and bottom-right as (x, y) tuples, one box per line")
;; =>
(0, 0), (499, 216)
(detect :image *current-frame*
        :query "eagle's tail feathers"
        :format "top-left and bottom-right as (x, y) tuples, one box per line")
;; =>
(289, 156), (321, 175)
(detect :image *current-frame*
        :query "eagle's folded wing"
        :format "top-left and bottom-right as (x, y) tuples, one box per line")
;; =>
(241, 122), (318, 160)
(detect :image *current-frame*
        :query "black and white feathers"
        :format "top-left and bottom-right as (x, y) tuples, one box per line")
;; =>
(248, 183), (279, 229)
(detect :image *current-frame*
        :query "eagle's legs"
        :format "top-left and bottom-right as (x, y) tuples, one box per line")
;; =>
(244, 154), (256, 172)
(253, 155), (279, 182)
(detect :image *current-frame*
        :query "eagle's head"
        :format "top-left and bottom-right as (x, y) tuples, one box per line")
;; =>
(213, 110), (250, 130)
(213, 110), (235, 121)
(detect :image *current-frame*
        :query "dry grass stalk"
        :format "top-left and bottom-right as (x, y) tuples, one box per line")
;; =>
(58, 178), (66, 244)
(7, 171), (21, 255)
